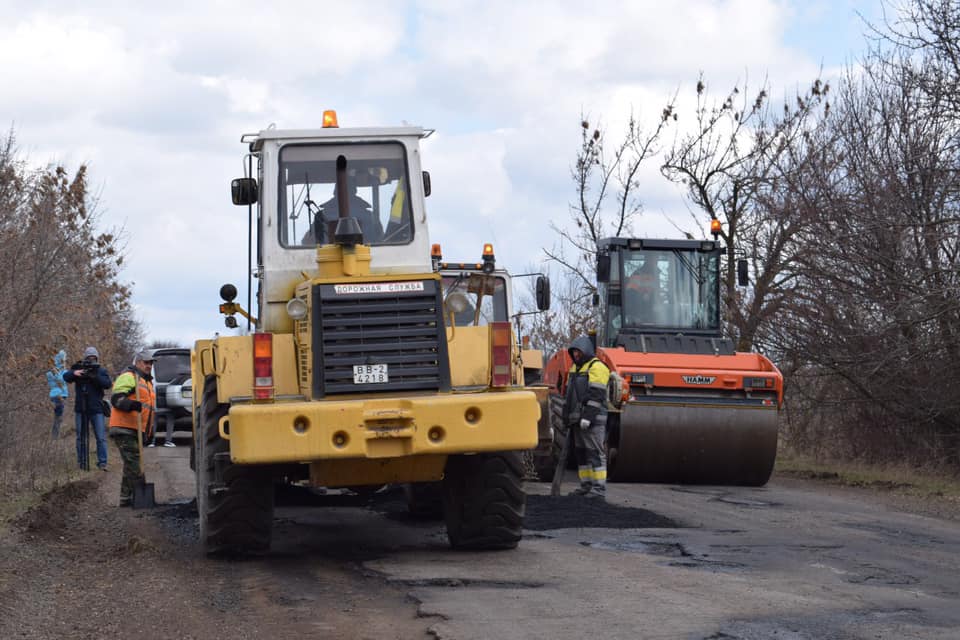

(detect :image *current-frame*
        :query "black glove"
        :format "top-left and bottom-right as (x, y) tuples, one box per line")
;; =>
(128, 400), (143, 412)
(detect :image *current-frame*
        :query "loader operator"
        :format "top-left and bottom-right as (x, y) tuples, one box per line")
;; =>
(562, 336), (611, 499)
(108, 349), (156, 508)
(301, 176), (384, 245)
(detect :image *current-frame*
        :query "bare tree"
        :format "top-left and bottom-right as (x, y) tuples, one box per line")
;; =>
(535, 107), (674, 352)
(660, 74), (829, 352)
(776, 4), (960, 468)
(0, 129), (140, 491)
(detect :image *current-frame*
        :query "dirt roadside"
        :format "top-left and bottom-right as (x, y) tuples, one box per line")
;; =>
(0, 467), (432, 640)
(774, 469), (960, 523)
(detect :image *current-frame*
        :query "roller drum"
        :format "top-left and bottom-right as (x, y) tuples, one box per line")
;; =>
(608, 402), (778, 486)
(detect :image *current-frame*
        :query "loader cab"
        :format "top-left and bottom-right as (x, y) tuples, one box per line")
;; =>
(235, 124), (435, 332)
(596, 238), (721, 348)
(440, 271), (510, 327)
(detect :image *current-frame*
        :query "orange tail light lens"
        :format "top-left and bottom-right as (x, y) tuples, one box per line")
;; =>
(253, 332), (274, 399)
(491, 322), (511, 387)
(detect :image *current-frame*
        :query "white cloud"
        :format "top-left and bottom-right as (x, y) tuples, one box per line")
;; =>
(0, 0), (864, 343)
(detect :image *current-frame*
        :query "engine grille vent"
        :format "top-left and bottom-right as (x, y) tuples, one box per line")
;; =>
(312, 279), (451, 397)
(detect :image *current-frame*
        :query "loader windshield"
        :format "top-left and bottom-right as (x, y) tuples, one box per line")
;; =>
(606, 247), (720, 336)
(441, 273), (508, 326)
(278, 142), (413, 247)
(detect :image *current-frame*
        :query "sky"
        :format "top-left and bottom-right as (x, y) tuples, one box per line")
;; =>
(0, 0), (886, 346)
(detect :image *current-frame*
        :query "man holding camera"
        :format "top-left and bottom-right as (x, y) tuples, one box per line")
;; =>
(62, 346), (112, 471)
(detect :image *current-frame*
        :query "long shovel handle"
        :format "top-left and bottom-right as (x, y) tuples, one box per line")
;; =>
(134, 380), (144, 474)
(550, 426), (571, 497)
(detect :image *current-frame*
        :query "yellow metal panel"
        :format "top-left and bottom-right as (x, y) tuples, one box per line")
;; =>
(447, 326), (491, 386)
(309, 455), (447, 486)
(226, 390), (540, 464)
(211, 334), (299, 403)
(521, 348), (543, 370)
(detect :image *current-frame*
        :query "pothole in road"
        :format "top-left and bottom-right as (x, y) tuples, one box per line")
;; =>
(714, 496), (781, 508)
(581, 538), (747, 571)
(583, 539), (689, 556)
(840, 521), (944, 546)
(523, 494), (680, 530)
(389, 577), (544, 589)
(845, 564), (919, 586)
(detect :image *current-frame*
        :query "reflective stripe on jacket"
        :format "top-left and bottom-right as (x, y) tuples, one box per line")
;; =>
(109, 370), (155, 434)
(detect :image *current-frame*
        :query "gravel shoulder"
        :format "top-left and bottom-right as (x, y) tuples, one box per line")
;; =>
(773, 470), (960, 523)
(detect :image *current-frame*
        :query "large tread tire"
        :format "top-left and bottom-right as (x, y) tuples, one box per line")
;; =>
(197, 375), (274, 555)
(442, 451), (525, 550)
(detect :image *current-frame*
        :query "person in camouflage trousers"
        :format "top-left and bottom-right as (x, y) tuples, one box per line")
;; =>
(108, 349), (156, 507)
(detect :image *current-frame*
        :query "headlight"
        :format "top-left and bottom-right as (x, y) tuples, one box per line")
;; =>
(286, 297), (308, 320)
(445, 292), (470, 314)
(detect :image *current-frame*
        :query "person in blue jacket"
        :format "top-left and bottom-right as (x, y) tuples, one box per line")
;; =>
(62, 346), (112, 470)
(46, 350), (69, 439)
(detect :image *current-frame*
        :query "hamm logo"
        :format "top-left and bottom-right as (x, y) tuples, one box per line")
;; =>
(682, 375), (716, 385)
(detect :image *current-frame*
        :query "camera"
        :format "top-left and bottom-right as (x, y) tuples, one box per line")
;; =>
(72, 361), (99, 374)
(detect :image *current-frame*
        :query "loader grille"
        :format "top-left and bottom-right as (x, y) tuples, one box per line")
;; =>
(312, 279), (451, 397)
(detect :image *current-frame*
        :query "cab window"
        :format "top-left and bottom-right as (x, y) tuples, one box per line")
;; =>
(278, 142), (413, 247)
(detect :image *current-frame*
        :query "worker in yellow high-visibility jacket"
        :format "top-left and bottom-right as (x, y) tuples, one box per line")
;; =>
(562, 335), (610, 499)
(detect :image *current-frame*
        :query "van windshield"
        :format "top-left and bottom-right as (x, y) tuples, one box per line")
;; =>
(153, 352), (191, 383)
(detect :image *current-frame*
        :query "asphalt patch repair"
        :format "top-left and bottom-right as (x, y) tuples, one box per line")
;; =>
(524, 494), (680, 530)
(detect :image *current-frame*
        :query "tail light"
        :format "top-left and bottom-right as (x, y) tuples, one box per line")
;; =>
(253, 332), (274, 400)
(491, 322), (512, 387)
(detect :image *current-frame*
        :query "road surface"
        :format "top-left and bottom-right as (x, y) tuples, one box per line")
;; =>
(2, 443), (958, 639)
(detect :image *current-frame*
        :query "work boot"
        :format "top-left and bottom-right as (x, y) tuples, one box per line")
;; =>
(568, 486), (591, 497)
(118, 497), (132, 508)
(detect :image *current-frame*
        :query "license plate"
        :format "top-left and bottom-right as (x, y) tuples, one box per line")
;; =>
(353, 364), (388, 384)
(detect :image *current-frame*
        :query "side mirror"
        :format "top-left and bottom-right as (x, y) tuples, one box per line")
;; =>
(422, 171), (432, 197)
(592, 292), (600, 307)
(535, 276), (551, 311)
(231, 178), (258, 206)
(737, 259), (749, 286)
(596, 253), (611, 283)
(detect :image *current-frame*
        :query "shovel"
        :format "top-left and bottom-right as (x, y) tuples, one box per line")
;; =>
(132, 382), (156, 509)
(550, 426), (572, 497)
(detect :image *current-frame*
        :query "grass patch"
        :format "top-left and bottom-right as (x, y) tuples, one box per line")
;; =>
(775, 452), (960, 500)
(0, 465), (89, 529)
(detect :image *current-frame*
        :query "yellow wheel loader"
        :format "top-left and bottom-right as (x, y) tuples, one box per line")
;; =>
(393, 245), (553, 514)
(191, 112), (540, 554)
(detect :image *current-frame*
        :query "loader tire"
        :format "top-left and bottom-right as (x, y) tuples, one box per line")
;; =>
(443, 451), (525, 550)
(197, 375), (274, 555)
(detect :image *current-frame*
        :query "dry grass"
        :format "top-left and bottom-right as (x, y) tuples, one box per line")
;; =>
(0, 404), (89, 523)
(775, 451), (960, 500)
